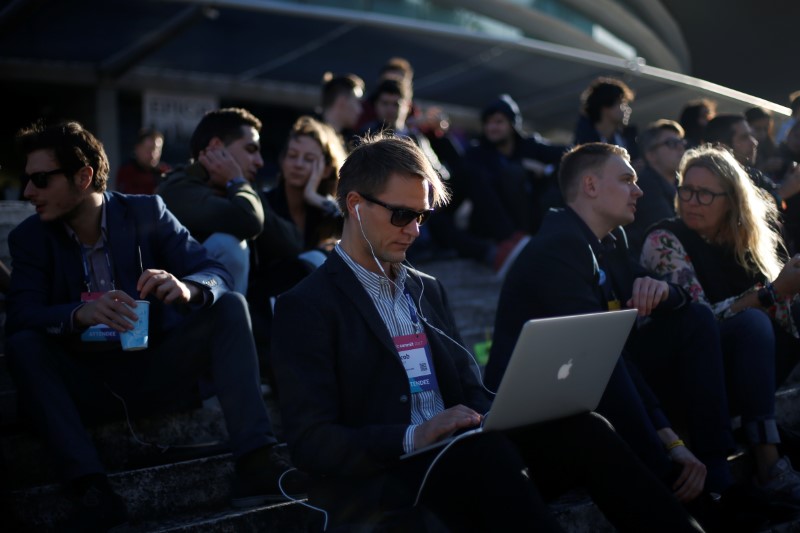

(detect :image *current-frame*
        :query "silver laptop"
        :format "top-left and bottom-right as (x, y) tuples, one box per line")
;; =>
(400, 309), (637, 459)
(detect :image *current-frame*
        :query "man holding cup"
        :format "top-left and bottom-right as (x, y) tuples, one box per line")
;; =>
(6, 120), (305, 531)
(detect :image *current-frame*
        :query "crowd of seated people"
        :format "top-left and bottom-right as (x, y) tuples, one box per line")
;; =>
(5, 61), (800, 532)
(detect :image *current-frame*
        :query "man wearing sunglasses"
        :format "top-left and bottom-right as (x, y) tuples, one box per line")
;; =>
(623, 119), (687, 258)
(270, 134), (702, 532)
(6, 121), (304, 530)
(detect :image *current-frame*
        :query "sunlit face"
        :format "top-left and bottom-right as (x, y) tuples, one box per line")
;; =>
(355, 173), (428, 268)
(281, 135), (326, 190)
(679, 166), (731, 240)
(730, 120), (758, 165)
(374, 93), (409, 129)
(134, 135), (163, 168)
(225, 126), (264, 181)
(23, 149), (85, 223)
(594, 154), (641, 228)
(483, 112), (514, 145)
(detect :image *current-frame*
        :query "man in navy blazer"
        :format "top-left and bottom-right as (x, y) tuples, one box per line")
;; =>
(270, 134), (702, 531)
(6, 121), (303, 531)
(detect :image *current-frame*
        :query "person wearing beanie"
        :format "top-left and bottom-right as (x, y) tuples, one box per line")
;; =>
(454, 93), (569, 278)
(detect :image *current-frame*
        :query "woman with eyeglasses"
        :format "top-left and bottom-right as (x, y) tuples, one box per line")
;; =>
(641, 145), (800, 509)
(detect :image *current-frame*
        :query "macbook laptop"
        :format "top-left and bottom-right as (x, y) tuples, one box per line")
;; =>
(400, 308), (637, 459)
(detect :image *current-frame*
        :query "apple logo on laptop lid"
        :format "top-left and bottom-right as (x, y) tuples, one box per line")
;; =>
(557, 359), (573, 380)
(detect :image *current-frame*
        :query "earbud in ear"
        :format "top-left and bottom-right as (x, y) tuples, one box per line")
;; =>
(356, 203), (361, 222)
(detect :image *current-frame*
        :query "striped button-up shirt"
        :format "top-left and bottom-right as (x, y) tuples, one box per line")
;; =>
(336, 245), (445, 453)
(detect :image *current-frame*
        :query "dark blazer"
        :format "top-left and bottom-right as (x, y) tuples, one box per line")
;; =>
(270, 250), (490, 519)
(7, 192), (230, 339)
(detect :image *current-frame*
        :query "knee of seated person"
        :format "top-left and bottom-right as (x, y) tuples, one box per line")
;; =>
(210, 291), (252, 323)
(297, 249), (328, 270)
(682, 302), (717, 328)
(214, 290), (248, 312)
(205, 232), (248, 260)
(728, 307), (776, 340)
(204, 232), (247, 249)
(572, 411), (616, 433)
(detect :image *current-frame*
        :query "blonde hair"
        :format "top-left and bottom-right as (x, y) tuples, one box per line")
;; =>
(678, 145), (784, 279)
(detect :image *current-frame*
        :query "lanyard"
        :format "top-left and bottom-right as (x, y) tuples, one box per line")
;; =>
(403, 288), (426, 334)
(79, 240), (115, 292)
(403, 288), (419, 325)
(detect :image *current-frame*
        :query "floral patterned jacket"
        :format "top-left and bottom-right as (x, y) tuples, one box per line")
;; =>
(641, 228), (798, 338)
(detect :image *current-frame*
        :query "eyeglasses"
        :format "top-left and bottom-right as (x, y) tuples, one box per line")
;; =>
(651, 138), (687, 150)
(24, 168), (66, 188)
(358, 192), (434, 227)
(677, 186), (729, 206)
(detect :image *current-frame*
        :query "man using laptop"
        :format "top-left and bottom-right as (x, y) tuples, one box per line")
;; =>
(486, 142), (747, 523)
(270, 134), (702, 531)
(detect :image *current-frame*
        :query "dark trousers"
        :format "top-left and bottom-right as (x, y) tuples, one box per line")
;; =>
(628, 303), (736, 493)
(596, 358), (677, 484)
(720, 309), (779, 444)
(403, 413), (701, 532)
(6, 292), (276, 481)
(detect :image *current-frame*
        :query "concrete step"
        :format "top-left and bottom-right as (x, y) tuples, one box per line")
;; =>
(2, 405), (230, 488)
(133, 501), (312, 533)
(10, 453), (236, 529)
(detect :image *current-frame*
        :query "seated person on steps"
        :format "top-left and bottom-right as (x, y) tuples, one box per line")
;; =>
(6, 120), (306, 531)
(158, 107), (266, 294)
(270, 133), (703, 532)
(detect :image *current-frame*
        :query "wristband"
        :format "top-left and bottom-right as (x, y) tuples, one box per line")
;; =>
(226, 176), (247, 188)
(757, 283), (776, 308)
(666, 439), (685, 451)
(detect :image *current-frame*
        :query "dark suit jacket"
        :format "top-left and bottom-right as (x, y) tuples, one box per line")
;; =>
(485, 207), (688, 427)
(7, 192), (230, 340)
(270, 250), (490, 519)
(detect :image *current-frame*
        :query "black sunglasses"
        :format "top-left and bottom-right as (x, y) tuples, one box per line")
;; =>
(358, 192), (434, 227)
(24, 168), (66, 188)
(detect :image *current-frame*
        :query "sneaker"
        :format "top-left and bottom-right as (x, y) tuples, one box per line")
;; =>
(230, 444), (309, 508)
(58, 483), (129, 532)
(751, 456), (800, 513)
(493, 231), (530, 280)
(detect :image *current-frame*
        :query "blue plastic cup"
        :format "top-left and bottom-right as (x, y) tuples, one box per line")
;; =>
(120, 300), (149, 351)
